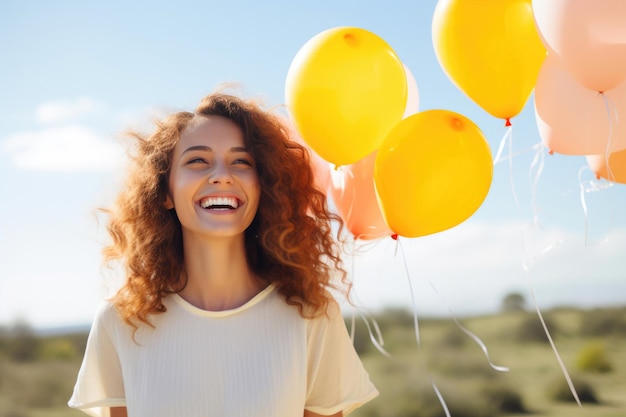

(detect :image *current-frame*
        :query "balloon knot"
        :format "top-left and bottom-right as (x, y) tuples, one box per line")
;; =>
(548, 149), (554, 155)
(505, 118), (512, 127)
(391, 234), (399, 240)
(596, 174), (601, 180)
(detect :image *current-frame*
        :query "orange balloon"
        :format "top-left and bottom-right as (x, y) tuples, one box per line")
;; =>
(587, 149), (626, 184)
(329, 151), (393, 240)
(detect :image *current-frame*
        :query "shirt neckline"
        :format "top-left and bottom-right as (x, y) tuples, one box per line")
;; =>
(169, 283), (276, 318)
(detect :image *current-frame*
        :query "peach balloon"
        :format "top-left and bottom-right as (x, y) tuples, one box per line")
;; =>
(533, 0), (626, 92)
(587, 148), (626, 184)
(534, 54), (626, 155)
(403, 63), (419, 119)
(329, 151), (393, 240)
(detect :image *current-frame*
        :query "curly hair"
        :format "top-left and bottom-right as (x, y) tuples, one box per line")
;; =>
(103, 92), (348, 330)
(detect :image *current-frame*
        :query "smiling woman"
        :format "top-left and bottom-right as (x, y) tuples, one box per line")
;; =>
(67, 91), (378, 417)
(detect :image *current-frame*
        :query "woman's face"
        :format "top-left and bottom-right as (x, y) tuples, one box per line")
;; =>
(166, 115), (260, 241)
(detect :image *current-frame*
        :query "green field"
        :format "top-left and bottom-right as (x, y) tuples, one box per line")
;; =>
(350, 306), (626, 417)
(1, 306), (624, 417)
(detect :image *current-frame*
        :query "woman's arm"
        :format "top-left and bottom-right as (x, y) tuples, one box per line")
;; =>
(110, 407), (128, 417)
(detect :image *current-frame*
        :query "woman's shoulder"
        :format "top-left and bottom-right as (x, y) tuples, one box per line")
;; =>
(94, 298), (117, 316)
(304, 296), (344, 330)
(90, 299), (126, 330)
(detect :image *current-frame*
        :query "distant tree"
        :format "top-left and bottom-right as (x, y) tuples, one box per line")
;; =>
(515, 312), (559, 343)
(501, 292), (526, 313)
(0, 325), (8, 356)
(8, 318), (40, 362)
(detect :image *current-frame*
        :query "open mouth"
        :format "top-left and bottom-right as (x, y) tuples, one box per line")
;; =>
(199, 196), (240, 210)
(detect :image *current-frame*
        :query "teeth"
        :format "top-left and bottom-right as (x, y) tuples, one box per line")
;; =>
(200, 196), (239, 209)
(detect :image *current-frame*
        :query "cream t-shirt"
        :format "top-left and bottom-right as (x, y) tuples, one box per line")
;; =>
(68, 284), (378, 416)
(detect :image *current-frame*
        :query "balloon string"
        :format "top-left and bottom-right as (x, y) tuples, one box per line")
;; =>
(346, 235), (391, 357)
(493, 125), (545, 166)
(398, 239), (509, 372)
(494, 143), (542, 163)
(577, 167), (614, 246)
(578, 167), (591, 246)
(493, 125), (512, 165)
(522, 246), (581, 407)
(521, 253), (581, 406)
(499, 127), (582, 406)
(396, 238), (450, 417)
(353, 236), (389, 254)
(355, 228), (394, 241)
(577, 91), (618, 246)
(396, 238), (420, 347)
(529, 145), (546, 225)
(356, 309), (391, 357)
(532, 300), (580, 408)
(429, 374), (451, 417)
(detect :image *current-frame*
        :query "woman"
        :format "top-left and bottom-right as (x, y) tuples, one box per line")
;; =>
(69, 91), (378, 417)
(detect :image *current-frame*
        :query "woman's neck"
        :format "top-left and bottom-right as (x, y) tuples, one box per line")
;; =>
(177, 233), (265, 311)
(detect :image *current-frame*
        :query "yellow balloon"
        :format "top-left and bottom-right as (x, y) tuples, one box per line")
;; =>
(285, 27), (407, 166)
(374, 110), (493, 238)
(432, 0), (546, 121)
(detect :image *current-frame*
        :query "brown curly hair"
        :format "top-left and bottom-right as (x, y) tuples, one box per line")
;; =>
(103, 92), (348, 329)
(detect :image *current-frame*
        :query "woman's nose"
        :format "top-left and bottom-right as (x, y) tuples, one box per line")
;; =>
(208, 162), (233, 184)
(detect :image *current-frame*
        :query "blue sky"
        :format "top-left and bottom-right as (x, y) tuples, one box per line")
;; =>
(1, 1), (625, 329)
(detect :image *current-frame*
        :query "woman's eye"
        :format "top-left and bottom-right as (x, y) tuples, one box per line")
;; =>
(187, 158), (208, 165)
(233, 158), (253, 166)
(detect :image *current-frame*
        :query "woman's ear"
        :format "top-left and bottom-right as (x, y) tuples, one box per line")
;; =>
(164, 195), (174, 210)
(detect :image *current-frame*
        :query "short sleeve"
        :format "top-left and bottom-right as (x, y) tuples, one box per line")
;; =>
(305, 301), (379, 416)
(68, 302), (126, 417)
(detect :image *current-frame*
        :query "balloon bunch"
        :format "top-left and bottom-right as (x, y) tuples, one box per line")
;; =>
(532, 0), (626, 183)
(285, 26), (493, 240)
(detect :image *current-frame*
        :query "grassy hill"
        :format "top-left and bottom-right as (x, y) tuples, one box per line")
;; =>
(1, 306), (624, 417)
(349, 306), (626, 417)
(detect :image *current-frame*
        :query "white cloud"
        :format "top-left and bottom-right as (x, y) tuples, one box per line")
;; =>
(35, 97), (104, 124)
(116, 105), (177, 134)
(2, 101), (176, 173)
(2, 125), (125, 172)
